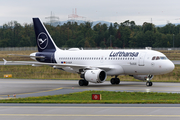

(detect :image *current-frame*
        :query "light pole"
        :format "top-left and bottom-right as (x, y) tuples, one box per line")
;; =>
(173, 34), (174, 49)
(110, 35), (112, 47)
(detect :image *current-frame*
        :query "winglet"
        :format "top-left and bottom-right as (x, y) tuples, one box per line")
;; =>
(3, 58), (7, 65)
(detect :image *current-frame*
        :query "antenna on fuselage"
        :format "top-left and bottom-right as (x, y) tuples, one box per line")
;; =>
(145, 47), (152, 50)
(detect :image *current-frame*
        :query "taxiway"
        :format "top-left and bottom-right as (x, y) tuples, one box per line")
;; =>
(0, 79), (180, 120)
(0, 79), (180, 99)
(0, 104), (180, 120)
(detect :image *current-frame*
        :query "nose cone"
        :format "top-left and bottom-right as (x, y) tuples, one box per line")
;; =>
(165, 60), (175, 73)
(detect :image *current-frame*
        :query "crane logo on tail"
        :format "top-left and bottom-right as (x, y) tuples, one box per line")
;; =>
(37, 32), (48, 49)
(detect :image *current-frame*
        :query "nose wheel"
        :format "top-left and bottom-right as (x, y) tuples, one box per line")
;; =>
(146, 81), (153, 86)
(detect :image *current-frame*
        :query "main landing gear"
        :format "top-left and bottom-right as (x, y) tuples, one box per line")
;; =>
(79, 79), (89, 86)
(78, 71), (89, 86)
(110, 76), (120, 85)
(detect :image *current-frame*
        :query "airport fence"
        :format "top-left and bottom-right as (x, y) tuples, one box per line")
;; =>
(0, 47), (37, 51)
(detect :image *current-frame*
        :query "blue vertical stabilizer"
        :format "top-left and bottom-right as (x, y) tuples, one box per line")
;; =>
(33, 18), (58, 52)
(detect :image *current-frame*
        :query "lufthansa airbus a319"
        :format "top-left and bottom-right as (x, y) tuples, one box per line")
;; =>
(3, 18), (175, 87)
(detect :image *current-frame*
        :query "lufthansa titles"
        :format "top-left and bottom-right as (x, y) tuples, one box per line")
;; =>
(109, 51), (139, 57)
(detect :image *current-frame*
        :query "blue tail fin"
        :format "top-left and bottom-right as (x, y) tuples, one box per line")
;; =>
(33, 18), (58, 52)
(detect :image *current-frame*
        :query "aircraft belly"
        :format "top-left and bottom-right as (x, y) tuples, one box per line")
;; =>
(106, 65), (124, 76)
(122, 65), (150, 75)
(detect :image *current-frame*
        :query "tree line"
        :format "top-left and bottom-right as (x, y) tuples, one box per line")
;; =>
(0, 20), (180, 48)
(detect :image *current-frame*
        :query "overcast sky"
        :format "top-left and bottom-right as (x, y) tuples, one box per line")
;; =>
(0, 0), (180, 26)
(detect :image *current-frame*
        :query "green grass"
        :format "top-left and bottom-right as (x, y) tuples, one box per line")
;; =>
(0, 51), (36, 61)
(1, 91), (180, 104)
(0, 65), (81, 80)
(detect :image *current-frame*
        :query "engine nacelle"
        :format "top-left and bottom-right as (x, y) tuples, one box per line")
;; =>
(84, 69), (107, 83)
(132, 75), (154, 81)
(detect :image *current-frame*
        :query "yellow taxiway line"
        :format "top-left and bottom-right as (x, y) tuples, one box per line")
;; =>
(0, 114), (179, 117)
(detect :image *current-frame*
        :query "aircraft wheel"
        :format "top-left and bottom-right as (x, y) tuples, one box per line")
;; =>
(79, 80), (89, 86)
(146, 81), (149, 86)
(149, 82), (153, 86)
(146, 81), (153, 87)
(110, 78), (116, 84)
(79, 80), (84, 86)
(115, 78), (120, 84)
(84, 80), (89, 86)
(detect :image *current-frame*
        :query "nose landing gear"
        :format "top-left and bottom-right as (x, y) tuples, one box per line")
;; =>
(146, 75), (153, 87)
(146, 81), (153, 86)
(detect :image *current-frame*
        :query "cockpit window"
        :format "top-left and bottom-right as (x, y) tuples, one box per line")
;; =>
(152, 56), (167, 60)
(156, 56), (160, 60)
(160, 56), (167, 60)
(152, 56), (156, 60)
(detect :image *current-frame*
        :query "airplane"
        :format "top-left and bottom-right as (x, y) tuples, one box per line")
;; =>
(3, 18), (175, 87)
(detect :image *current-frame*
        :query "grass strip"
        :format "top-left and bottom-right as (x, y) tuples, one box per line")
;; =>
(1, 91), (180, 104)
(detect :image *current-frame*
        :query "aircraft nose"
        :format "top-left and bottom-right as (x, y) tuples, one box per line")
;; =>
(166, 60), (175, 73)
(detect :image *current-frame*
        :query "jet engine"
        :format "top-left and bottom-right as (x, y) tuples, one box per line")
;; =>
(132, 75), (154, 81)
(84, 69), (107, 83)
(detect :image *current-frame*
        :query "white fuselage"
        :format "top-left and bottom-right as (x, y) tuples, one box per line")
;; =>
(54, 48), (174, 76)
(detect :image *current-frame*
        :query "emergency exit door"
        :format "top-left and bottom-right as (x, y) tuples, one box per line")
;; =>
(138, 52), (146, 66)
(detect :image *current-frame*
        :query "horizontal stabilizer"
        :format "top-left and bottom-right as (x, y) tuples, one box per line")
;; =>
(3, 59), (7, 65)
(8, 54), (45, 59)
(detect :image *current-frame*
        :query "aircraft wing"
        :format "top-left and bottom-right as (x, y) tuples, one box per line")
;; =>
(3, 59), (112, 71)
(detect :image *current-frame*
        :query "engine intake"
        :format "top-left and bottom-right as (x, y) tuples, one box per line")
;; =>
(84, 69), (107, 83)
